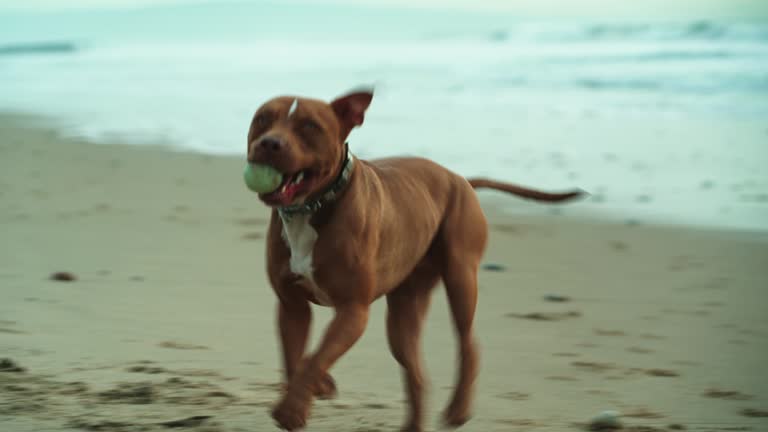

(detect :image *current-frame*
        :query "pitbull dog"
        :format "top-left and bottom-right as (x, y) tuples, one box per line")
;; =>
(246, 90), (583, 431)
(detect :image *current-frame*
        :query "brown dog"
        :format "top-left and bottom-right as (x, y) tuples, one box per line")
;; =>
(246, 90), (583, 431)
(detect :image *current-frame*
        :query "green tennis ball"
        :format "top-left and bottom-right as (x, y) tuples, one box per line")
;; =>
(243, 163), (283, 193)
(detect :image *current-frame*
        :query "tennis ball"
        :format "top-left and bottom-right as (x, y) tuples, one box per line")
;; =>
(243, 163), (283, 193)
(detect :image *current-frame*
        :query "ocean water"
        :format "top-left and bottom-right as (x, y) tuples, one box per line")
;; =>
(1, 2), (767, 230)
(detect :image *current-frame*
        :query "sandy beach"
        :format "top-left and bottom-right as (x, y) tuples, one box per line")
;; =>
(1, 113), (767, 431)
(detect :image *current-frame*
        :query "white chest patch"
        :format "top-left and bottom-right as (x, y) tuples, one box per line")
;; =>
(279, 213), (332, 305)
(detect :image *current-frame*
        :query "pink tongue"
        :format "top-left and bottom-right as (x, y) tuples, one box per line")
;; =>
(277, 182), (301, 205)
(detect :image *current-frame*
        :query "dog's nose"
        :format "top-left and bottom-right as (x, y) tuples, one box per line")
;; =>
(259, 137), (283, 152)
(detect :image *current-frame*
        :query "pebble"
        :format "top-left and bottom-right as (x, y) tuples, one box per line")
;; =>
(481, 263), (506, 272)
(0, 358), (26, 373)
(588, 410), (622, 431)
(50, 271), (76, 282)
(544, 294), (571, 303)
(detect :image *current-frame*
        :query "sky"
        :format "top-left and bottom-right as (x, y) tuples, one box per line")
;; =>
(0, 0), (766, 19)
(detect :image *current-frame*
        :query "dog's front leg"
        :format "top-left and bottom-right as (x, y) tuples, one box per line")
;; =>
(272, 302), (370, 430)
(278, 298), (338, 400)
(277, 299), (311, 384)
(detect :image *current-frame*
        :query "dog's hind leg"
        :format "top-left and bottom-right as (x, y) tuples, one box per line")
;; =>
(437, 185), (487, 427)
(386, 260), (440, 432)
(440, 264), (481, 427)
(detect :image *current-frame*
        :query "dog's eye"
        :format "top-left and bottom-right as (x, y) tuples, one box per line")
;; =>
(254, 113), (271, 128)
(301, 120), (321, 133)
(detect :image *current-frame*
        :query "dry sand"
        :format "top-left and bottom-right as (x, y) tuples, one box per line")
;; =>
(1, 114), (767, 431)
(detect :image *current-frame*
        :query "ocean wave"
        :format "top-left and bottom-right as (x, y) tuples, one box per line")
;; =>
(585, 21), (729, 40)
(575, 75), (768, 93)
(542, 50), (747, 65)
(0, 42), (77, 56)
(483, 21), (768, 43)
(576, 78), (661, 91)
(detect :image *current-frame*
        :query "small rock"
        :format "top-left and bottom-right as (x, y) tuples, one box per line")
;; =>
(126, 365), (166, 374)
(588, 410), (622, 430)
(609, 240), (629, 251)
(740, 408), (768, 417)
(645, 368), (679, 377)
(157, 341), (209, 350)
(4, 384), (28, 392)
(65, 419), (138, 431)
(702, 388), (753, 400)
(482, 263), (506, 272)
(58, 381), (89, 395)
(544, 294), (571, 303)
(50, 271), (76, 282)
(507, 311), (581, 321)
(97, 382), (155, 404)
(159, 416), (212, 428)
(0, 358), (26, 373)
(242, 232), (264, 240)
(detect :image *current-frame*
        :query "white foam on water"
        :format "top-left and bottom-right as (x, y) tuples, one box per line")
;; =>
(1, 4), (767, 230)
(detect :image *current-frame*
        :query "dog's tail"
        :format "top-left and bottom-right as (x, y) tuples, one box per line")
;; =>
(467, 178), (586, 203)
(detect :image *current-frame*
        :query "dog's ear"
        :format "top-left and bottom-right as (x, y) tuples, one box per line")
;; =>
(331, 89), (373, 139)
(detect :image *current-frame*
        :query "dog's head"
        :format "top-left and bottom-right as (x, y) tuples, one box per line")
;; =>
(246, 90), (373, 207)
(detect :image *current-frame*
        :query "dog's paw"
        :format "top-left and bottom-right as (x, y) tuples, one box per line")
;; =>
(314, 372), (337, 399)
(297, 358), (337, 399)
(442, 401), (472, 428)
(271, 396), (310, 431)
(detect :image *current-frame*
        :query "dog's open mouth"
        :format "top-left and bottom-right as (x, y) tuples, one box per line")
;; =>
(259, 170), (313, 207)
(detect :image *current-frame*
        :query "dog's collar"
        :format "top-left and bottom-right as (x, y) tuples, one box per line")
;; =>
(278, 144), (355, 219)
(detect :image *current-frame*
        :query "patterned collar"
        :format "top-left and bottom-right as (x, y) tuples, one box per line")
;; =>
(278, 144), (355, 219)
